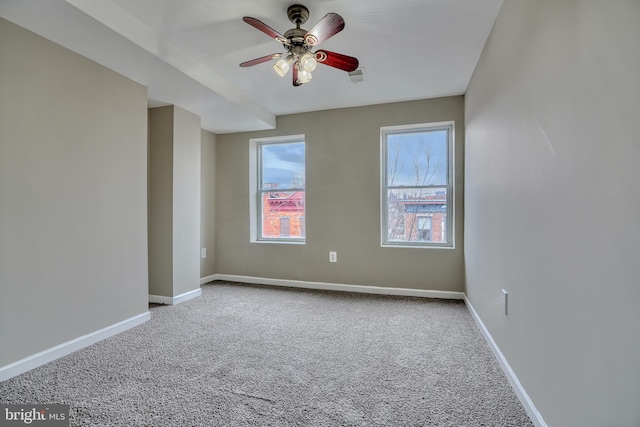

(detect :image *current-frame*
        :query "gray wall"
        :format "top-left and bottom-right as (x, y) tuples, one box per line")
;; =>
(0, 18), (149, 366)
(148, 105), (201, 297)
(216, 97), (464, 291)
(201, 130), (217, 278)
(464, 1), (640, 426)
(171, 106), (201, 296)
(148, 107), (174, 297)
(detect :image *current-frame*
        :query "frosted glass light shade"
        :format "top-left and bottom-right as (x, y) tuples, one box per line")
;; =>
(297, 68), (313, 84)
(274, 56), (293, 77)
(299, 52), (317, 72)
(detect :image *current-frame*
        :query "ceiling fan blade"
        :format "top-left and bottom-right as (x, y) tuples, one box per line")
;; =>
(243, 17), (288, 44)
(304, 13), (345, 46)
(293, 62), (302, 86)
(315, 50), (359, 72)
(240, 53), (282, 67)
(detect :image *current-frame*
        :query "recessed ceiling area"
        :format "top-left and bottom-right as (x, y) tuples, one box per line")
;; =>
(0, 0), (503, 133)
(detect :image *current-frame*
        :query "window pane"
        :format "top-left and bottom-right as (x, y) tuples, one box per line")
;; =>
(261, 142), (305, 190)
(279, 217), (290, 237)
(386, 130), (448, 187)
(386, 188), (448, 243)
(261, 191), (305, 239)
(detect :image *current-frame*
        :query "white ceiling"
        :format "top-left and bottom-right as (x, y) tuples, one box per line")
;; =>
(0, 0), (503, 134)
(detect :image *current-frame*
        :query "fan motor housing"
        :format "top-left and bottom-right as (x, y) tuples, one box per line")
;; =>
(284, 28), (308, 46)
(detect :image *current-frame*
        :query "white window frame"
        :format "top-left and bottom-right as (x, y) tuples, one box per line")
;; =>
(249, 134), (306, 244)
(380, 122), (455, 249)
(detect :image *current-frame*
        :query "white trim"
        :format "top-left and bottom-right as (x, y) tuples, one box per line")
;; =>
(380, 121), (455, 133)
(212, 274), (464, 300)
(200, 274), (217, 285)
(380, 243), (456, 250)
(464, 296), (548, 427)
(249, 137), (258, 242)
(148, 288), (202, 305)
(249, 134), (306, 144)
(250, 240), (305, 245)
(0, 311), (150, 382)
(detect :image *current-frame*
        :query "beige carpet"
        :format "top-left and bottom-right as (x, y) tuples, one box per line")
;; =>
(0, 281), (533, 426)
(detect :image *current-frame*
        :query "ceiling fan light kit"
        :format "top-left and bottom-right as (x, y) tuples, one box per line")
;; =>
(240, 4), (359, 87)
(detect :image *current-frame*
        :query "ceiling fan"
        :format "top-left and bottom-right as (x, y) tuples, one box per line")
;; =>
(240, 4), (359, 86)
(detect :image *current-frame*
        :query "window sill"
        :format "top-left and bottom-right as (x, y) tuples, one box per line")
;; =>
(251, 239), (306, 245)
(381, 243), (455, 249)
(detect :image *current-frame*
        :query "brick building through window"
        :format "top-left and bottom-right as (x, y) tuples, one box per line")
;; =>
(261, 189), (305, 238)
(388, 191), (447, 243)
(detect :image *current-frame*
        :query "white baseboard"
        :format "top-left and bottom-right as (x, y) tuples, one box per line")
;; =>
(200, 274), (216, 285)
(0, 311), (150, 383)
(211, 274), (464, 300)
(464, 296), (547, 427)
(149, 288), (202, 305)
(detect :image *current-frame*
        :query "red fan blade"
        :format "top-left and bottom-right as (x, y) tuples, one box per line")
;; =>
(293, 62), (302, 86)
(304, 13), (345, 46)
(315, 50), (359, 72)
(243, 17), (288, 44)
(240, 53), (282, 67)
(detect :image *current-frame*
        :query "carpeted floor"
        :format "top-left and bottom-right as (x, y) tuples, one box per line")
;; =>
(0, 281), (533, 426)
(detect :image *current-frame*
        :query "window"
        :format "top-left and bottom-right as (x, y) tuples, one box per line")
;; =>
(279, 217), (290, 237)
(250, 136), (305, 243)
(381, 122), (454, 248)
(417, 216), (432, 241)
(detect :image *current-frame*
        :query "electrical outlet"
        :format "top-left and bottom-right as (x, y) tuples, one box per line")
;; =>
(201, 248), (207, 259)
(329, 251), (337, 263)
(502, 289), (508, 315)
